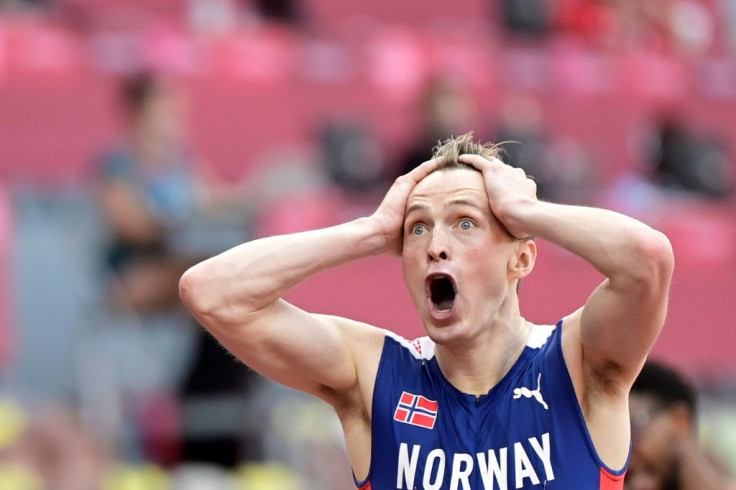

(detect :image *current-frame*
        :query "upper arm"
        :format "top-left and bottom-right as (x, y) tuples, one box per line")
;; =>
(184, 291), (385, 404)
(577, 230), (674, 393)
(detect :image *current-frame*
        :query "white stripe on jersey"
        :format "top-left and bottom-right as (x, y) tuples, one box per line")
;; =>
(527, 324), (556, 349)
(384, 330), (436, 360)
(386, 323), (555, 360)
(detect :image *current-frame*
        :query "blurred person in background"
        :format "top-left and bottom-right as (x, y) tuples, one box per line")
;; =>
(0, 399), (110, 490)
(94, 72), (258, 469)
(648, 117), (733, 200)
(248, 0), (304, 25)
(493, 93), (552, 198)
(627, 360), (736, 490)
(395, 77), (479, 177)
(180, 132), (673, 487)
(96, 73), (200, 314)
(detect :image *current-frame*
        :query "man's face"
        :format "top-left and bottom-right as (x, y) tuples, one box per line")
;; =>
(626, 393), (682, 490)
(400, 167), (517, 344)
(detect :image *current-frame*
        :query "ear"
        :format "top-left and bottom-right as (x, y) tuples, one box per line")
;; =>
(510, 237), (537, 280)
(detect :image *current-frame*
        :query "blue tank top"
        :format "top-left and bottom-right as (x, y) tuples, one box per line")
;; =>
(354, 321), (628, 490)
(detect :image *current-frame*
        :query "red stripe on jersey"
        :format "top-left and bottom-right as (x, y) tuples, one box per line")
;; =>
(417, 396), (438, 412)
(357, 481), (371, 490)
(599, 467), (625, 490)
(410, 412), (437, 429)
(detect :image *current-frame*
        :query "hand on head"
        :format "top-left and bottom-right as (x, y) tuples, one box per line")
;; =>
(370, 157), (443, 255)
(458, 154), (538, 240)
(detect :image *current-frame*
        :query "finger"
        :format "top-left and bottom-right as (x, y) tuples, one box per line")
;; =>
(404, 157), (444, 184)
(458, 154), (504, 171)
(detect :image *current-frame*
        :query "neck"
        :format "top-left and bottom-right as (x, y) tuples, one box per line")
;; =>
(435, 313), (532, 397)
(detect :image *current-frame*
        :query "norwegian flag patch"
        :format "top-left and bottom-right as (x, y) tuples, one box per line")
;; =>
(393, 392), (438, 429)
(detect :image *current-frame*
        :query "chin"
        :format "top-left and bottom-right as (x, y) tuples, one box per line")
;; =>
(422, 316), (468, 345)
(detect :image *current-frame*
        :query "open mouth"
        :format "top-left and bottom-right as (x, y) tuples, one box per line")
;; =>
(427, 274), (457, 312)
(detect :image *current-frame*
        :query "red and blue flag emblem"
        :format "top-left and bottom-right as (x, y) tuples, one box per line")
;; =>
(393, 392), (438, 429)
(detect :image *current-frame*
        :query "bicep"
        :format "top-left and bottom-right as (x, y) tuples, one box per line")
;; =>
(197, 299), (382, 400)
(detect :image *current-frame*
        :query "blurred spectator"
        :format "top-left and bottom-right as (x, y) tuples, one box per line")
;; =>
(493, 94), (599, 204)
(189, 0), (305, 36)
(395, 77), (478, 177)
(94, 72), (256, 468)
(1, 402), (110, 490)
(627, 360), (735, 490)
(493, 93), (552, 196)
(0, 0), (47, 12)
(96, 73), (202, 314)
(250, 0), (304, 25)
(648, 117), (733, 200)
(320, 120), (387, 193)
(501, 0), (552, 38)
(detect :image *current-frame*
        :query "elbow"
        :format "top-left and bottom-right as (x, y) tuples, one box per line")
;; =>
(180, 260), (265, 328)
(179, 262), (229, 324)
(628, 229), (675, 287)
(179, 263), (211, 317)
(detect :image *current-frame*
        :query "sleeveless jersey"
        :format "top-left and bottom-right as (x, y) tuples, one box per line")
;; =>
(354, 321), (629, 490)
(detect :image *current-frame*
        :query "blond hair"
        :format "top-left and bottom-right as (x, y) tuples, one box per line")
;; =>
(431, 132), (504, 170)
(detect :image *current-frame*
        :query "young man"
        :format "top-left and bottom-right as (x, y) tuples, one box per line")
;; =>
(180, 133), (674, 489)
(627, 360), (736, 490)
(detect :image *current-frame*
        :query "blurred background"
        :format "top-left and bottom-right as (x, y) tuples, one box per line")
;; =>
(0, 0), (735, 488)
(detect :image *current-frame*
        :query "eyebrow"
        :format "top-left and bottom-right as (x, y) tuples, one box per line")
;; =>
(405, 203), (428, 218)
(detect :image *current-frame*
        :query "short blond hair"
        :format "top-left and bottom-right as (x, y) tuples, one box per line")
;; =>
(432, 132), (504, 170)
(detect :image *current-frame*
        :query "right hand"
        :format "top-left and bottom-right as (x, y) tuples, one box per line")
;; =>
(458, 153), (538, 239)
(369, 158), (442, 255)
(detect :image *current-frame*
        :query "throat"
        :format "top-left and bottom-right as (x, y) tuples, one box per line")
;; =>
(434, 318), (532, 396)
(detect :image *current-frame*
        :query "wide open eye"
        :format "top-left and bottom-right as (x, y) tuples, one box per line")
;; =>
(459, 219), (474, 230)
(412, 224), (427, 235)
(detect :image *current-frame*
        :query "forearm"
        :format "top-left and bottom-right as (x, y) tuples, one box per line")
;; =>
(180, 217), (385, 320)
(511, 200), (672, 282)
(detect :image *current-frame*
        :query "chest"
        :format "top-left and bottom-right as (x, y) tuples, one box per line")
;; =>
(387, 371), (554, 451)
(373, 365), (567, 489)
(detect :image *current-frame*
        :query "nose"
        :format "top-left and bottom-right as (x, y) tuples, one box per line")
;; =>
(427, 229), (450, 262)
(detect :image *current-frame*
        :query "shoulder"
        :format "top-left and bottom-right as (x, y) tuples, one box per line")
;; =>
(315, 315), (387, 401)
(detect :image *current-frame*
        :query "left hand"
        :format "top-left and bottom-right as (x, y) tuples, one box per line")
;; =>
(458, 154), (538, 239)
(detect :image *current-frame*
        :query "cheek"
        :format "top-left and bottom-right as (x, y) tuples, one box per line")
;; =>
(465, 245), (508, 280)
(401, 254), (424, 296)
